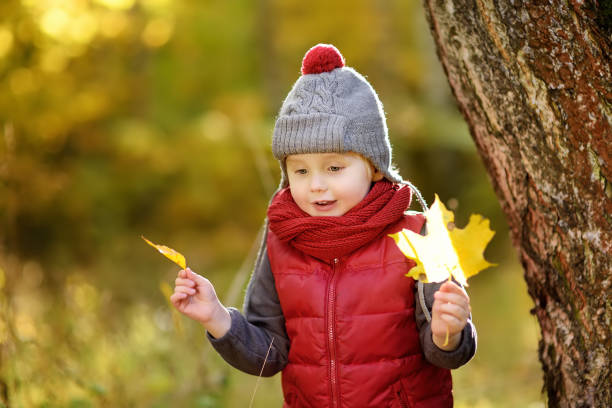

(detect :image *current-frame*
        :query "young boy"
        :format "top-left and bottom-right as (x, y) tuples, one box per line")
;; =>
(171, 44), (476, 407)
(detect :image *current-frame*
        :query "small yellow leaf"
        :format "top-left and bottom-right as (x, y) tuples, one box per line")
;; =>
(142, 236), (187, 269)
(390, 195), (496, 286)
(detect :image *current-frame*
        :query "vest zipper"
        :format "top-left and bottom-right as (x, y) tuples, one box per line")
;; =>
(328, 257), (340, 408)
(394, 381), (411, 408)
(398, 390), (410, 408)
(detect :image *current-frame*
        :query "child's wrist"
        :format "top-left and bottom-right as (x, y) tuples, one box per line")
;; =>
(201, 302), (231, 339)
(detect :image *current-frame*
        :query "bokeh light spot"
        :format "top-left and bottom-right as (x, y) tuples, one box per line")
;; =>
(0, 26), (14, 58)
(15, 313), (37, 341)
(141, 18), (173, 48)
(70, 12), (98, 44)
(199, 110), (232, 142)
(40, 7), (70, 38)
(99, 11), (128, 38)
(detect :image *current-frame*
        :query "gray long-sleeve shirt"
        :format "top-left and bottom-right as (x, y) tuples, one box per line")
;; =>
(207, 231), (477, 376)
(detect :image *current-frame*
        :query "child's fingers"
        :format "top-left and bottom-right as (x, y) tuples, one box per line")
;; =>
(170, 292), (187, 305)
(175, 277), (195, 287)
(440, 313), (464, 331)
(432, 282), (471, 339)
(174, 285), (196, 296)
(171, 292), (187, 300)
(187, 268), (209, 286)
(434, 302), (469, 322)
(177, 269), (200, 285)
(434, 291), (469, 309)
(434, 300), (466, 315)
(439, 280), (469, 297)
(432, 304), (467, 331)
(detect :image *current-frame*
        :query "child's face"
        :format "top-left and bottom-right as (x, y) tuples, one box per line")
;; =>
(286, 152), (383, 217)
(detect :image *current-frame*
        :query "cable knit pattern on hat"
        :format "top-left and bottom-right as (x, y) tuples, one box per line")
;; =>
(284, 73), (339, 115)
(272, 44), (402, 188)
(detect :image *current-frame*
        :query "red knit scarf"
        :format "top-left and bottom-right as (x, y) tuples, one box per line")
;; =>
(267, 180), (412, 261)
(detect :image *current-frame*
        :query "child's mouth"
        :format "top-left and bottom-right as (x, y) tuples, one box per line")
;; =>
(314, 200), (336, 208)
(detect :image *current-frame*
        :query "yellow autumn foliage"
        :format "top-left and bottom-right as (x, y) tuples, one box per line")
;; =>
(390, 195), (496, 286)
(142, 236), (187, 269)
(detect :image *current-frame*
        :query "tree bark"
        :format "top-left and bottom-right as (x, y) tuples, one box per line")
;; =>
(421, 1), (611, 406)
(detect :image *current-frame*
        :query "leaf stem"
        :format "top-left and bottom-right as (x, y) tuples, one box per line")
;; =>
(443, 327), (450, 347)
(442, 274), (451, 347)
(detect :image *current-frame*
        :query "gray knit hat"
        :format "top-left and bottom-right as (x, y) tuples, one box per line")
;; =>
(272, 44), (402, 188)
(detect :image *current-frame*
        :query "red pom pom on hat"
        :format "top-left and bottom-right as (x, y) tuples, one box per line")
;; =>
(301, 44), (345, 75)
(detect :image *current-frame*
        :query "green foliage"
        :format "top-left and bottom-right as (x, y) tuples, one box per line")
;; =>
(0, 0), (543, 406)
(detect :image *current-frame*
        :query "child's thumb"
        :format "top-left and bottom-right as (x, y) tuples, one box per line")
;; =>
(187, 268), (207, 285)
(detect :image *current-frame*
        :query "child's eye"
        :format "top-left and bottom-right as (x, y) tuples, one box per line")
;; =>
(294, 169), (307, 175)
(328, 166), (343, 172)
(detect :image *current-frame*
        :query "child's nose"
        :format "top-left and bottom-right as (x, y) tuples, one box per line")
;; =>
(309, 173), (327, 192)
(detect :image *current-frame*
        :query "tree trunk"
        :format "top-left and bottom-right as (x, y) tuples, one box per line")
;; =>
(421, 1), (611, 406)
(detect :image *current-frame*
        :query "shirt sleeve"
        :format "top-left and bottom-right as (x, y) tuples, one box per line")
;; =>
(207, 227), (290, 376)
(414, 280), (477, 369)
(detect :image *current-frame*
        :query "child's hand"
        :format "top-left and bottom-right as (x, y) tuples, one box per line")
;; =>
(431, 280), (471, 351)
(170, 268), (231, 338)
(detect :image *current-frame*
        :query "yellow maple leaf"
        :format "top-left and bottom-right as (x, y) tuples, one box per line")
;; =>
(390, 195), (496, 286)
(142, 236), (187, 269)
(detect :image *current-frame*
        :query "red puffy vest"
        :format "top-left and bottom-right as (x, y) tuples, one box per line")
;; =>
(267, 214), (453, 408)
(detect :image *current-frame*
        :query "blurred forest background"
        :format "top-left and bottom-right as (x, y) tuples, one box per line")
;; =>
(0, 0), (545, 407)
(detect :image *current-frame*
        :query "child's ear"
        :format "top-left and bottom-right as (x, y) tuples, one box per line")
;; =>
(372, 169), (384, 181)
